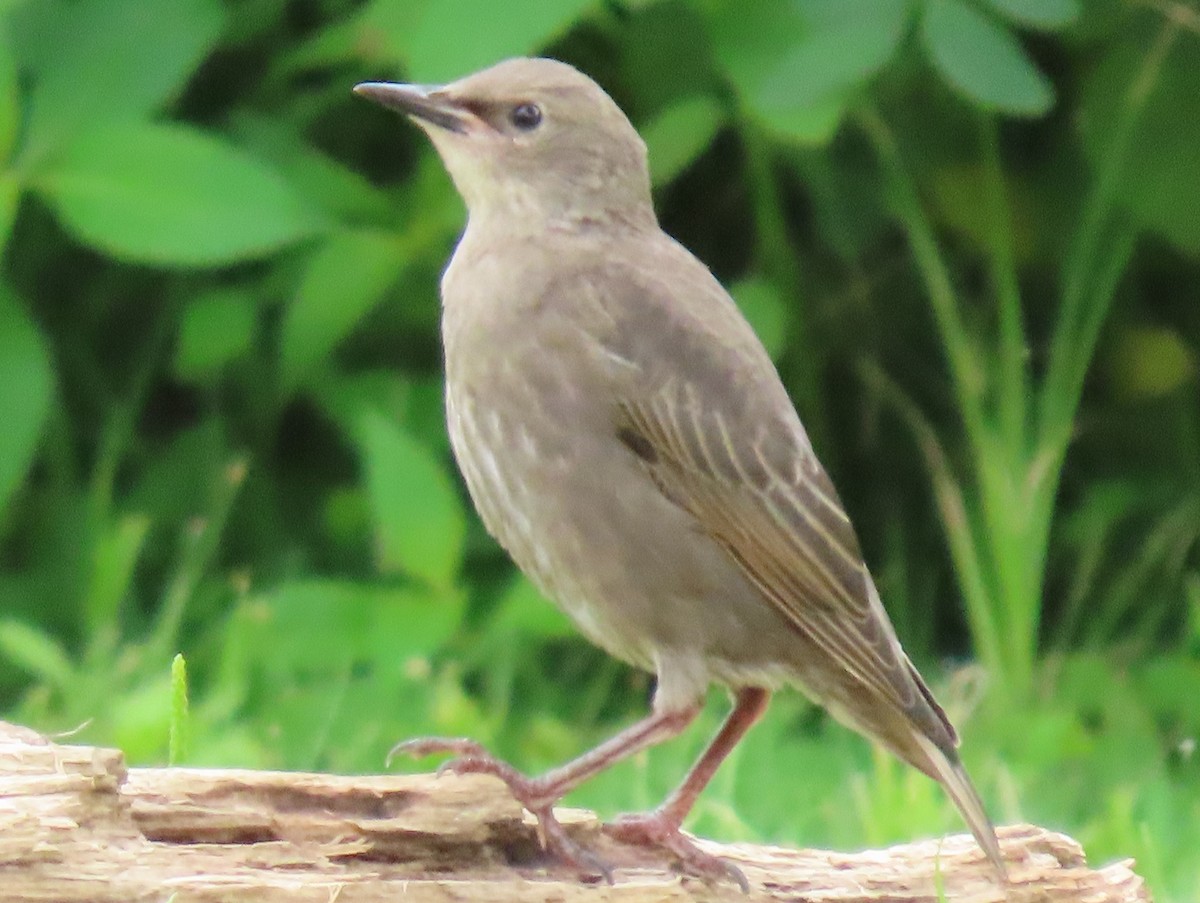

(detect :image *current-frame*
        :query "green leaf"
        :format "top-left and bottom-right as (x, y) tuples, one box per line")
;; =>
(12, 0), (224, 160)
(344, 0), (426, 68)
(489, 575), (575, 640)
(922, 0), (1054, 116)
(1081, 36), (1200, 254)
(708, 0), (911, 144)
(223, 579), (466, 772)
(175, 289), (258, 381)
(1135, 655), (1200, 731)
(0, 286), (53, 521)
(109, 672), (174, 762)
(730, 277), (790, 360)
(1190, 575), (1200, 648)
(127, 420), (230, 523)
(752, 98), (847, 145)
(0, 25), (18, 164)
(396, 0), (598, 82)
(620, 1), (717, 114)
(643, 96), (725, 186)
(982, 0), (1078, 30)
(362, 584), (467, 664)
(1108, 326), (1197, 400)
(316, 372), (414, 440)
(169, 653), (190, 765)
(251, 579), (465, 671)
(281, 231), (405, 392)
(86, 514), (150, 636)
(230, 115), (396, 225)
(354, 411), (466, 589)
(0, 173), (19, 262)
(0, 618), (74, 690)
(36, 123), (325, 266)
(755, 0), (912, 108)
(931, 163), (1036, 260)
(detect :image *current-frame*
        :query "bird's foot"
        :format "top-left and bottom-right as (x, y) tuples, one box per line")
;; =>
(390, 736), (530, 787)
(389, 736), (617, 883)
(604, 811), (750, 892)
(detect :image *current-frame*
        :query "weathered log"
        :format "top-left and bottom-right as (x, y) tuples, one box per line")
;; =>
(0, 720), (1147, 902)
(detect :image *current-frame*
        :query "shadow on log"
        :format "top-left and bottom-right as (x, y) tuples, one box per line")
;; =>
(0, 720), (1147, 902)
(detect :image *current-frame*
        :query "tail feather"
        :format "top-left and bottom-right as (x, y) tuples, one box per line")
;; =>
(911, 731), (1008, 881)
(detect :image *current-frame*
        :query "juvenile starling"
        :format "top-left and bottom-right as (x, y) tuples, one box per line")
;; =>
(355, 57), (1006, 886)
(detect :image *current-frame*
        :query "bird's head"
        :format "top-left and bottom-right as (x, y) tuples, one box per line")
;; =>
(355, 57), (655, 231)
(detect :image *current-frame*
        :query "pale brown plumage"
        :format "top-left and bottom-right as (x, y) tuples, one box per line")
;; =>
(356, 57), (1006, 885)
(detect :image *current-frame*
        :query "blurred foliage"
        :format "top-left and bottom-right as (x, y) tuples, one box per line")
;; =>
(0, 0), (1198, 899)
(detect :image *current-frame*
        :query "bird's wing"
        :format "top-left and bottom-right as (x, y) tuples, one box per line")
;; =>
(595, 258), (944, 729)
(617, 390), (921, 712)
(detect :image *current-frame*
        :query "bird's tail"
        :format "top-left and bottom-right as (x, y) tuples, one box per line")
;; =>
(910, 730), (1008, 881)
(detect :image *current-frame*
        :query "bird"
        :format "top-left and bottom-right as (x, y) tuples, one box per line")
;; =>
(354, 56), (1006, 888)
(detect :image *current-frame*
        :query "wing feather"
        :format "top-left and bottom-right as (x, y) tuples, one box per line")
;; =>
(619, 393), (919, 713)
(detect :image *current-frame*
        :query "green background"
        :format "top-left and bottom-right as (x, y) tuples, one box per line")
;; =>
(0, 0), (1197, 899)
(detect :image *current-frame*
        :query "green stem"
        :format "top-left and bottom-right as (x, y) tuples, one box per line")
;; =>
(1026, 226), (1136, 626)
(1029, 23), (1176, 652)
(88, 296), (178, 534)
(147, 456), (248, 665)
(858, 110), (989, 457)
(860, 110), (1020, 687)
(1042, 19), (1178, 448)
(978, 116), (1029, 456)
(859, 363), (1005, 684)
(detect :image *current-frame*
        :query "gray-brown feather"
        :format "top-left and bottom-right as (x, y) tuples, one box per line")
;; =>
(443, 225), (957, 757)
(591, 243), (960, 756)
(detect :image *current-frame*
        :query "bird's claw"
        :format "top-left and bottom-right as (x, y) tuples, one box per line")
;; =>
(532, 805), (616, 885)
(604, 812), (750, 892)
(386, 735), (488, 767)
(387, 736), (618, 882)
(391, 739), (533, 789)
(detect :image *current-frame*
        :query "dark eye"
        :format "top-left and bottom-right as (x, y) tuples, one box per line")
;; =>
(509, 102), (543, 131)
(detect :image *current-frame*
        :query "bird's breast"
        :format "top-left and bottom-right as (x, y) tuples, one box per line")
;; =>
(445, 370), (653, 665)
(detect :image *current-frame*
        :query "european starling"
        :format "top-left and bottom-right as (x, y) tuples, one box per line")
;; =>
(355, 57), (1006, 887)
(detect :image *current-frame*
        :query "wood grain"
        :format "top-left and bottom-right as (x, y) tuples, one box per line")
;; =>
(0, 721), (1148, 902)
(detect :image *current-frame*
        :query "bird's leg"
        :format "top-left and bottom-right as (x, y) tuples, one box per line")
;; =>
(604, 686), (771, 890)
(391, 701), (702, 881)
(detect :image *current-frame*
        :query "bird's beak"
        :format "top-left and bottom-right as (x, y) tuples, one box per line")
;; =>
(353, 82), (470, 134)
